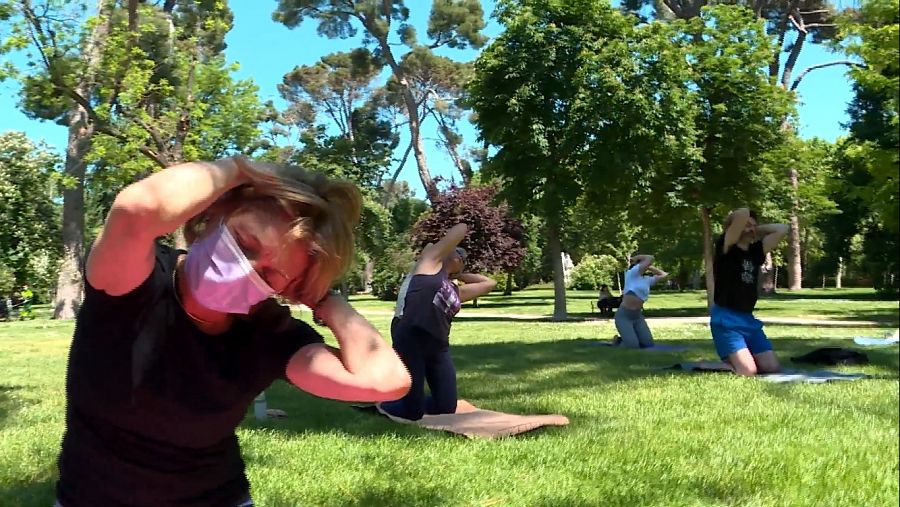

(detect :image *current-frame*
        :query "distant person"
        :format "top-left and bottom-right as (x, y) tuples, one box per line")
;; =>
(597, 284), (620, 317)
(711, 207), (789, 376)
(0, 294), (9, 321)
(19, 284), (34, 320)
(377, 223), (497, 421)
(614, 255), (668, 348)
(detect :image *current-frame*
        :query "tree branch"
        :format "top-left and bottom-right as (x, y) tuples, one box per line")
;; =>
(788, 14), (807, 34)
(127, 0), (138, 32)
(381, 140), (414, 206)
(382, 0), (392, 23)
(20, 2), (54, 72)
(428, 39), (449, 50)
(790, 60), (863, 91)
(782, 11), (808, 88)
(770, 17), (790, 79)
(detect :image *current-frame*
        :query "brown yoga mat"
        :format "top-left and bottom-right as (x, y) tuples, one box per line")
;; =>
(377, 400), (569, 439)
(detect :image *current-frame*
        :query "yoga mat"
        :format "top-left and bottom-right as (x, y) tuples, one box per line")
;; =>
(665, 362), (871, 383)
(758, 369), (870, 383)
(853, 335), (899, 347)
(589, 341), (694, 352)
(369, 400), (569, 439)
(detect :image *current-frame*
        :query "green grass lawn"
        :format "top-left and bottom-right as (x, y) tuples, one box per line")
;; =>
(1, 292), (898, 506)
(349, 287), (900, 324)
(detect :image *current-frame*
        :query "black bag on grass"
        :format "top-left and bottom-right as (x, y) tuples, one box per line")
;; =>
(790, 347), (869, 366)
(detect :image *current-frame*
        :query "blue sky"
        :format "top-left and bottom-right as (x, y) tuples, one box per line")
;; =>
(0, 1), (856, 199)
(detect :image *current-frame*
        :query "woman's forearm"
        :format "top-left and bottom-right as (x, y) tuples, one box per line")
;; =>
(456, 272), (492, 284)
(112, 157), (249, 238)
(314, 296), (409, 386)
(756, 223), (788, 235)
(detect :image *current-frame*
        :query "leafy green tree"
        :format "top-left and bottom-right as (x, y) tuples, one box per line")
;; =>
(381, 46), (475, 186)
(277, 48), (396, 186)
(471, 2), (781, 315)
(642, 6), (794, 306)
(2, 0), (113, 317)
(469, 0), (683, 318)
(625, 0), (862, 290)
(273, 0), (488, 201)
(2, 1), (268, 317)
(0, 132), (62, 301)
(838, 0), (899, 236)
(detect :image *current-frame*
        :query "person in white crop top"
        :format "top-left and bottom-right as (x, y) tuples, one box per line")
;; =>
(614, 254), (668, 348)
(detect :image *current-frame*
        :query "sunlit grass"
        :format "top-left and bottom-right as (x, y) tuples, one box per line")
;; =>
(1, 293), (897, 506)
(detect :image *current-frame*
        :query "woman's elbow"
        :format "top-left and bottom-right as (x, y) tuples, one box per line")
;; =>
(366, 350), (411, 401)
(376, 380), (411, 401)
(382, 359), (412, 399)
(109, 184), (161, 227)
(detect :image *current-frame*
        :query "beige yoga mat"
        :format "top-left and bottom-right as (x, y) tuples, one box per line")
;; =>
(378, 400), (569, 439)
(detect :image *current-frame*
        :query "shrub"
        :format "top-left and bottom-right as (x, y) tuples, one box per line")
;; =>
(568, 254), (619, 290)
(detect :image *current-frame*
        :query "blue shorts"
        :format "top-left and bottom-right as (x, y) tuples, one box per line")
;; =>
(709, 304), (772, 360)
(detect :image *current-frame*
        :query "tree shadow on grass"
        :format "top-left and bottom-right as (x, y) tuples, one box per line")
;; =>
(763, 306), (899, 324)
(762, 291), (898, 302)
(245, 338), (692, 440)
(239, 336), (898, 505)
(470, 300), (559, 309)
(0, 478), (55, 507)
(249, 336), (898, 439)
(0, 384), (25, 429)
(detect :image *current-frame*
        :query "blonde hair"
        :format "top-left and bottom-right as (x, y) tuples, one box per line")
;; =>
(184, 161), (361, 304)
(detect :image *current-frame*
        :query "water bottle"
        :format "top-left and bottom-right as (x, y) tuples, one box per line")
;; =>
(253, 392), (267, 421)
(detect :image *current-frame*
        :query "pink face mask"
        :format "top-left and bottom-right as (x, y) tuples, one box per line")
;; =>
(183, 222), (275, 314)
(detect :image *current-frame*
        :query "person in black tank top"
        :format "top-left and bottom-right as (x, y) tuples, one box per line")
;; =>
(56, 157), (410, 507)
(710, 207), (789, 376)
(377, 224), (498, 421)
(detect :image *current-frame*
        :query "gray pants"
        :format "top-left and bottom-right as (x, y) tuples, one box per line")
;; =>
(614, 308), (654, 348)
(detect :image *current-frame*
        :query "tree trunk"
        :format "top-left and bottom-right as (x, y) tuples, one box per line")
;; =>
(836, 256), (843, 289)
(700, 207), (715, 310)
(53, 117), (92, 319)
(382, 141), (413, 207)
(435, 114), (471, 185)
(52, 0), (111, 319)
(787, 168), (802, 290)
(406, 89), (438, 201)
(548, 221), (567, 321)
(504, 272), (513, 296)
(372, 36), (437, 201)
(364, 259), (375, 293)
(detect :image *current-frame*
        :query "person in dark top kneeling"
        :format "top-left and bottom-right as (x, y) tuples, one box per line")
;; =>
(56, 157), (411, 507)
(377, 223), (497, 422)
(711, 207), (789, 376)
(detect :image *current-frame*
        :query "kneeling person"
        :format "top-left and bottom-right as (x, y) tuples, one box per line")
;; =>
(378, 224), (497, 421)
(711, 208), (788, 376)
